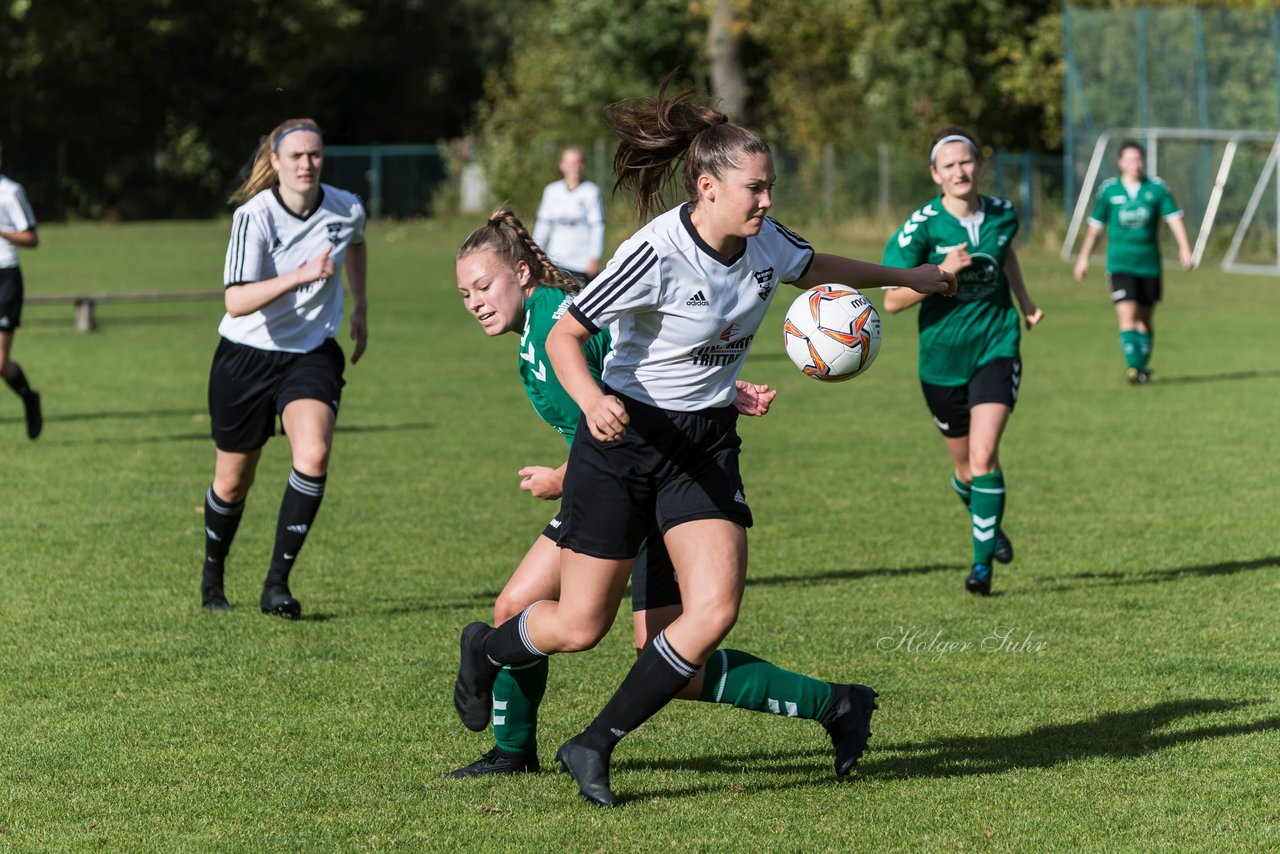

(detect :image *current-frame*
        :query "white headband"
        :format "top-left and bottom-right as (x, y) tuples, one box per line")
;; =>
(930, 134), (978, 164)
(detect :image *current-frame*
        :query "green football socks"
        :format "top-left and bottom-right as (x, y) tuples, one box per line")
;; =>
(1120, 330), (1143, 370)
(970, 470), (1006, 566)
(1136, 329), (1153, 370)
(491, 659), (548, 755)
(698, 648), (834, 720)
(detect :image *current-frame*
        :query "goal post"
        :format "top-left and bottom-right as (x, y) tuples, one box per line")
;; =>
(1061, 128), (1280, 274)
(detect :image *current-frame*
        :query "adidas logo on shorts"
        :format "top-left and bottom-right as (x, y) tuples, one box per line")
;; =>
(685, 290), (710, 307)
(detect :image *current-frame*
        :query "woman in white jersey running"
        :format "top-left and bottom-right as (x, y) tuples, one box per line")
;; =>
(199, 118), (368, 618)
(453, 76), (955, 806)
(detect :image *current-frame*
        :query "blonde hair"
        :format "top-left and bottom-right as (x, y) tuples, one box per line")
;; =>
(606, 71), (769, 222)
(229, 118), (323, 205)
(456, 206), (579, 293)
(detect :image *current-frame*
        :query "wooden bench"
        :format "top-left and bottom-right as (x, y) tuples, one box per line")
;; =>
(27, 289), (225, 332)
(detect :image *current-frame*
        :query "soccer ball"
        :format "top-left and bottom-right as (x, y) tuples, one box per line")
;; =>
(782, 285), (882, 382)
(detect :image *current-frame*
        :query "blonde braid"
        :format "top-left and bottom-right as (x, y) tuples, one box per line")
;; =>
(497, 209), (580, 293)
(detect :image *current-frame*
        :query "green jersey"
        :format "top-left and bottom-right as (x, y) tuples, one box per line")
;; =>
(1087, 176), (1182, 278)
(882, 195), (1022, 386)
(520, 286), (611, 445)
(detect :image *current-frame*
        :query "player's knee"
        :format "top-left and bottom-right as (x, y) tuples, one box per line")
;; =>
(559, 622), (609, 653)
(688, 598), (739, 643)
(292, 443), (331, 476)
(969, 452), (998, 476)
(213, 474), (253, 504)
(493, 591), (526, 625)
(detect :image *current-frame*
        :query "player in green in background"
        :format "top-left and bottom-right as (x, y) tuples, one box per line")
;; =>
(882, 127), (1043, 596)
(449, 206), (872, 784)
(1074, 139), (1193, 384)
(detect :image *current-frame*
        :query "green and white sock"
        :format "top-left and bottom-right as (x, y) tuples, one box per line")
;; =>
(970, 470), (1006, 566)
(698, 648), (834, 720)
(492, 659), (548, 755)
(1136, 330), (1153, 369)
(1120, 330), (1143, 370)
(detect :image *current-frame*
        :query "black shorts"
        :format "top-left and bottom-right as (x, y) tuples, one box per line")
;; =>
(920, 357), (1021, 438)
(557, 388), (752, 560)
(1108, 273), (1162, 306)
(0, 267), (24, 331)
(543, 511), (681, 611)
(208, 336), (345, 452)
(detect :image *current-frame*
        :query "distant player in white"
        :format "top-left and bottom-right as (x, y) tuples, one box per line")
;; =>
(0, 145), (43, 440)
(533, 147), (605, 281)
(453, 75), (956, 807)
(200, 119), (368, 618)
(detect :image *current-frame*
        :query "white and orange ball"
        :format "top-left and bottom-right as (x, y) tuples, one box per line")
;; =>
(782, 284), (882, 382)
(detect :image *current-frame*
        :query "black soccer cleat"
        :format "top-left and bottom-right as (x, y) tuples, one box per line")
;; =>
(555, 734), (618, 808)
(819, 683), (878, 777)
(23, 390), (41, 440)
(446, 746), (540, 779)
(965, 563), (993, 596)
(202, 586), (232, 611)
(993, 529), (1014, 564)
(260, 584), (301, 619)
(454, 622), (500, 732)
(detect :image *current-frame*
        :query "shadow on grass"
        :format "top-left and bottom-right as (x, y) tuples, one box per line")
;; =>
(1155, 369), (1280, 385)
(616, 698), (1277, 802)
(0, 407), (201, 425)
(865, 698), (1277, 780)
(1038, 555), (1280, 592)
(747, 562), (963, 589)
(376, 592), (502, 615)
(335, 422), (433, 435)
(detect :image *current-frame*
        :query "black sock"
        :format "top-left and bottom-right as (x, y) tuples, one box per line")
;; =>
(203, 487), (245, 591)
(580, 631), (696, 752)
(265, 468), (326, 590)
(482, 604), (549, 667)
(3, 362), (32, 397)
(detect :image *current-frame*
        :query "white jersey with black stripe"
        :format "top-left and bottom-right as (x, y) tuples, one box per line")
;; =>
(568, 204), (813, 410)
(219, 184), (366, 353)
(0, 174), (37, 269)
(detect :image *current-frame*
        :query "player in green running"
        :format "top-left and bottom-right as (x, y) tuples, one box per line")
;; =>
(449, 206), (874, 779)
(1073, 139), (1193, 384)
(882, 127), (1043, 596)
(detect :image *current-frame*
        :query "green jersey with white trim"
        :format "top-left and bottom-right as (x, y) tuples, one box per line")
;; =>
(882, 195), (1021, 386)
(520, 286), (611, 445)
(1087, 176), (1181, 278)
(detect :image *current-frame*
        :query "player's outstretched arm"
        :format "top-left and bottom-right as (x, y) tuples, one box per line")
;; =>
(1005, 248), (1043, 329)
(0, 226), (38, 248)
(546, 311), (629, 442)
(796, 253), (956, 296)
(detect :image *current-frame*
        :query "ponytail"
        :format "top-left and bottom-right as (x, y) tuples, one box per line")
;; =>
(606, 70), (769, 222)
(457, 206), (579, 293)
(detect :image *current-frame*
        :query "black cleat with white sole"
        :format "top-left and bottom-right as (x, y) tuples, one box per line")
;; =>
(819, 683), (878, 776)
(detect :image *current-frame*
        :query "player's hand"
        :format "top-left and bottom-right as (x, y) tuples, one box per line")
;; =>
(1023, 305), (1044, 330)
(518, 465), (563, 500)
(297, 245), (335, 286)
(1179, 247), (1195, 270)
(349, 306), (368, 364)
(938, 242), (973, 276)
(733, 380), (777, 417)
(908, 264), (957, 297)
(586, 394), (629, 442)
(1073, 257), (1089, 282)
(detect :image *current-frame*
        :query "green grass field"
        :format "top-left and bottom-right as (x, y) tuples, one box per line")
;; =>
(2, 218), (1277, 852)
